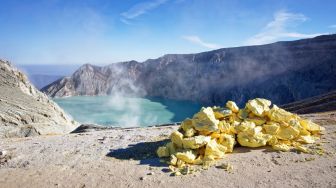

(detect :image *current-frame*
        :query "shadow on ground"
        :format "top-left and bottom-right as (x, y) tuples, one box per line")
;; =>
(106, 139), (169, 167)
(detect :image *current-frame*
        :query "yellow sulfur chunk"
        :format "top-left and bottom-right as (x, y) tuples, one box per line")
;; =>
(228, 113), (241, 124)
(267, 135), (278, 145)
(288, 119), (310, 136)
(238, 109), (249, 119)
(175, 150), (197, 164)
(263, 122), (280, 135)
(181, 119), (197, 137)
(226, 101), (239, 113)
(181, 118), (193, 131)
(210, 132), (221, 139)
(293, 143), (309, 153)
(300, 119), (325, 134)
(296, 135), (316, 144)
(182, 135), (211, 149)
(276, 125), (300, 140)
(184, 127), (197, 137)
(165, 142), (176, 155)
(247, 117), (266, 126)
(235, 121), (256, 133)
(205, 139), (226, 159)
(192, 155), (204, 165)
(237, 128), (271, 147)
(213, 107), (232, 119)
(176, 159), (186, 168)
(170, 131), (184, 148)
(267, 105), (294, 122)
(218, 121), (232, 133)
(272, 143), (292, 152)
(169, 155), (178, 165)
(192, 107), (219, 132)
(157, 146), (170, 157)
(184, 128), (196, 137)
(245, 98), (271, 117)
(218, 134), (236, 153)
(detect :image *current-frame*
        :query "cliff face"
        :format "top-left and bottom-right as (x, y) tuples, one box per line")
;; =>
(42, 34), (336, 106)
(0, 60), (78, 138)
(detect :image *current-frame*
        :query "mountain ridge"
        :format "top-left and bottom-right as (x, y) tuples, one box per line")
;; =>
(42, 34), (336, 106)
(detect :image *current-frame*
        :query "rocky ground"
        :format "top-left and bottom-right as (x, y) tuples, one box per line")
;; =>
(0, 111), (335, 188)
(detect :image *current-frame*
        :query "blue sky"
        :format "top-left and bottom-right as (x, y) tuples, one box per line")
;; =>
(0, 0), (335, 65)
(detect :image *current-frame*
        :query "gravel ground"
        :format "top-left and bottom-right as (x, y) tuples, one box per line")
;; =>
(0, 112), (335, 188)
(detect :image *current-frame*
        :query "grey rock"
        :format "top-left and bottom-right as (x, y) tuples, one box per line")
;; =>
(42, 35), (336, 107)
(0, 60), (78, 138)
(71, 124), (112, 133)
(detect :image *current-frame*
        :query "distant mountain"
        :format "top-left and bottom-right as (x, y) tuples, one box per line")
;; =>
(17, 64), (80, 89)
(42, 34), (336, 106)
(27, 74), (63, 89)
(0, 60), (78, 138)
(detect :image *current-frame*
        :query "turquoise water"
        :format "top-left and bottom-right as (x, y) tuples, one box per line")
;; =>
(54, 96), (202, 127)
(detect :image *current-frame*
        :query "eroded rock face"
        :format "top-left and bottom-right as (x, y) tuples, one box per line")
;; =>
(42, 35), (336, 106)
(0, 60), (78, 138)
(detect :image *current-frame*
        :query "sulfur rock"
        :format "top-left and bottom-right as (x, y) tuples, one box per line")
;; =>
(166, 142), (177, 155)
(157, 146), (170, 157)
(175, 150), (197, 164)
(157, 98), (325, 173)
(169, 155), (178, 165)
(234, 121), (256, 133)
(181, 119), (193, 131)
(296, 135), (316, 144)
(267, 105), (294, 122)
(238, 109), (249, 119)
(237, 127), (271, 147)
(293, 143), (309, 153)
(182, 135), (210, 149)
(276, 125), (300, 140)
(192, 107), (219, 132)
(247, 117), (266, 126)
(218, 134), (236, 153)
(226, 101), (239, 113)
(213, 107), (232, 119)
(246, 98), (271, 117)
(263, 122), (280, 135)
(272, 143), (292, 152)
(204, 139), (226, 159)
(300, 119), (325, 133)
(170, 131), (183, 148)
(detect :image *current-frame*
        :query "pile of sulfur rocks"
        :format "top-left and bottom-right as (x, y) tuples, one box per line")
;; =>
(157, 98), (324, 174)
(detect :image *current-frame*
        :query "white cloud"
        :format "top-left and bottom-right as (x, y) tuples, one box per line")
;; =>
(329, 24), (336, 29)
(182, 35), (223, 49)
(121, 0), (168, 23)
(246, 10), (327, 45)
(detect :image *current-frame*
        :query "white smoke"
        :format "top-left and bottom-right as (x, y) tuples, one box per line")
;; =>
(106, 63), (160, 127)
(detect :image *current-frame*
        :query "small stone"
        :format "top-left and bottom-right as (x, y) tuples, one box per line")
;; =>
(139, 177), (145, 180)
(174, 171), (181, 176)
(216, 162), (234, 172)
(0, 150), (8, 156)
(147, 172), (154, 175)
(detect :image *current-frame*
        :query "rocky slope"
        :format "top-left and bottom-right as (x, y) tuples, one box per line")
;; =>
(42, 34), (336, 106)
(0, 60), (78, 138)
(282, 90), (336, 114)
